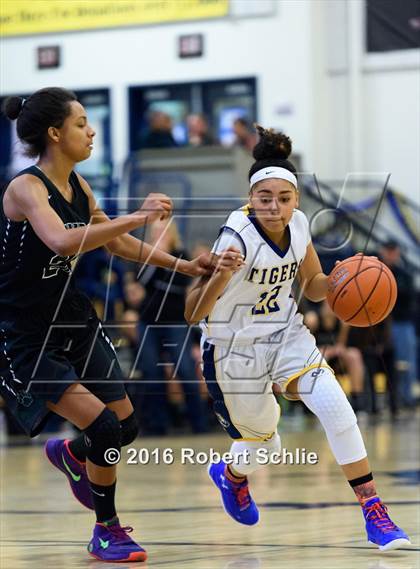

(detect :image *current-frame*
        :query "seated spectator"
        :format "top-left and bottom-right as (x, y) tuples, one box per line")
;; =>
(379, 240), (418, 408)
(232, 117), (257, 153)
(190, 241), (212, 259)
(118, 279), (146, 368)
(187, 242), (219, 424)
(74, 248), (125, 321)
(133, 220), (208, 435)
(186, 114), (215, 146)
(348, 317), (399, 416)
(124, 278), (146, 313)
(141, 110), (178, 149)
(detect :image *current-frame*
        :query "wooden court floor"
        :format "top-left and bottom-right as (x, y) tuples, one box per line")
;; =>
(1, 412), (419, 569)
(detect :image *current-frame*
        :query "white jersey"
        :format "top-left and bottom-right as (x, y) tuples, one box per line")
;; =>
(200, 206), (311, 346)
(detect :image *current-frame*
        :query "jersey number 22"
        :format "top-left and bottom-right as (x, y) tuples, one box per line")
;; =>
(252, 285), (282, 315)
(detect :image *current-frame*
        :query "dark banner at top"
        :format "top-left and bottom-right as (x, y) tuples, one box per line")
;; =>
(366, 0), (420, 53)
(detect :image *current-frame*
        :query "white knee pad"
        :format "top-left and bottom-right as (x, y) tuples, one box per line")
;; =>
(298, 368), (366, 465)
(297, 368), (357, 435)
(325, 423), (367, 465)
(230, 432), (281, 476)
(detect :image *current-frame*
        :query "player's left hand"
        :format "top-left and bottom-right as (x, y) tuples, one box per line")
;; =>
(213, 247), (246, 274)
(183, 254), (212, 277)
(186, 248), (245, 277)
(354, 252), (378, 260)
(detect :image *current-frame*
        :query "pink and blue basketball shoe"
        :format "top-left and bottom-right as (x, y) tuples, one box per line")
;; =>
(363, 497), (411, 551)
(208, 460), (259, 525)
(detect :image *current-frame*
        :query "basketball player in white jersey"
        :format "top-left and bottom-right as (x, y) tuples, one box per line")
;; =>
(185, 126), (410, 551)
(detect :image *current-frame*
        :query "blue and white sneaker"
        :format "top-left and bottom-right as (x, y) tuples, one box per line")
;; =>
(363, 497), (411, 551)
(208, 461), (259, 526)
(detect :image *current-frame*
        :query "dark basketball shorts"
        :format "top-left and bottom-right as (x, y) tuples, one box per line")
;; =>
(0, 294), (127, 437)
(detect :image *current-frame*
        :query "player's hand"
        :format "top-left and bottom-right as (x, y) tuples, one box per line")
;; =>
(184, 253), (214, 277)
(185, 247), (245, 277)
(354, 252), (378, 260)
(334, 252), (378, 267)
(138, 193), (173, 223)
(213, 247), (245, 274)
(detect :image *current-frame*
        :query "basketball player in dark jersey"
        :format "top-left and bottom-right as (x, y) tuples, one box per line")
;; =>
(0, 87), (243, 563)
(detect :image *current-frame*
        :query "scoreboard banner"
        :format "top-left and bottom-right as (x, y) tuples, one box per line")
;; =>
(0, 0), (229, 37)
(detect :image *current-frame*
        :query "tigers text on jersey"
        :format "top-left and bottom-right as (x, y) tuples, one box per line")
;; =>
(200, 207), (311, 346)
(0, 166), (90, 316)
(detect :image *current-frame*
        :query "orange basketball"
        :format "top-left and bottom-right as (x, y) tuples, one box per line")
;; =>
(326, 255), (397, 327)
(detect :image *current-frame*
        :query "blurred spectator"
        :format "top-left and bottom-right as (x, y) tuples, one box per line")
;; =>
(379, 240), (418, 407)
(347, 317), (399, 416)
(188, 243), (211, 359)
(118, 279), (146, 362)
(190, 240), (212, 259)
(188, 242), (216, 408)
(233, 118), (257, 153)
(305, 300), (366, 412)
(75, 248), (125, 321)
(186, 113), (215, 146)
(124, 278), (146, 312)
(141, 111), (178, 149)
(133, 220), (208, 435)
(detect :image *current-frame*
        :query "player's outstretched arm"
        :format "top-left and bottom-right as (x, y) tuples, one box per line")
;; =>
(106, 231), (215, 277)
(298, 242), (328, 302)
(78, 174), (211, 276)
(8, 175), (159, 257)
(184, 247), (244, 324)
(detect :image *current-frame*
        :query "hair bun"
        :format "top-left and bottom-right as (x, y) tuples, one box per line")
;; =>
(2, 96), (25, 121)
(252, 125), (292, 161)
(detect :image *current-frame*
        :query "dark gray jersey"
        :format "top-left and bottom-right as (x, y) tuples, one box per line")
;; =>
(0, 166), (90, 316)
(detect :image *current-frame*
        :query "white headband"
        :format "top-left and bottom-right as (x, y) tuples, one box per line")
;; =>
(249, 166), (298, 189)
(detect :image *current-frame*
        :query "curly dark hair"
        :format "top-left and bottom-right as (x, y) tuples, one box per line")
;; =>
(249, 125), (296, 184)
(2, 87), (77, 157)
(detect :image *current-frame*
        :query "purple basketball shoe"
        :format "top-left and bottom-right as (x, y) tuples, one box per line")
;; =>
(45, 438), (93, 510)
(88, 518), (148, 562)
